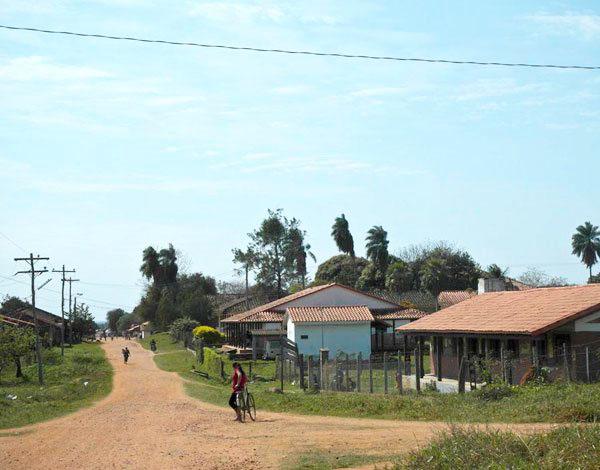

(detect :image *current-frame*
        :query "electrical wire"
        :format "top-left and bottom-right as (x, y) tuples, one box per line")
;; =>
(1, 24), (599, 71)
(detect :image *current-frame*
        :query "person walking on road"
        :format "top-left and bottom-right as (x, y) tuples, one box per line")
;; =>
(122, 347), (131, 364)
(228, 362), (247, 422)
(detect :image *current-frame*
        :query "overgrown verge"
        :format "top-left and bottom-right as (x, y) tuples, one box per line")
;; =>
(396, 426), (600, 469)
(141, 334), (600, 423)
(0, 342), (113, 429)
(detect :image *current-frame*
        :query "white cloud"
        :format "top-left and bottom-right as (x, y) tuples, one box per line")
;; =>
(273, 85), (310, 95)
(187, 2), (285, 22)
(526, 12), (600, 39)
(350, 87), (413, 98)
(452, 78), (548, 102)
(0, 56), (111, 81)
(146, 96), (203, 106)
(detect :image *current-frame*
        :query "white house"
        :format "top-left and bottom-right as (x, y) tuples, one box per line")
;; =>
(221, 283), (428, 355)
(284, 305), (374, 357)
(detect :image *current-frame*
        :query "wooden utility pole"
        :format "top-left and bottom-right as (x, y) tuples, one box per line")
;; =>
(65, 277), (80, 346)
(14, 253), (49, 385)
(51, 265), (76, 356)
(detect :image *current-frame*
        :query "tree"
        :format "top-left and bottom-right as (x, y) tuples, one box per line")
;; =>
(192, 325), (225, 345)
(106, 308), (126, 333)
(116, 312), (140, 334)
(285, 223), (316, 288)
(365, 226), (390, 273)
(487, 264), (508, 279)
(169, 317), (200, 342)
(0, 296), (29, 315)
(571, 221), (600, 279)
(314, 254), (369, 287)
(140, 244), (178, 286)
(518, 267), (569, 287)
(0, 324), (35, 379)
(71, 303), (96, 342)
(420, 257), (448, 309)
(385, 260), (413, 292)
(155, 289), (178, 329)
(232, 246), (256, 298)
(331, 214), (355, 258)
(356, 262), (386, 291)
(140, 246), (160, 282)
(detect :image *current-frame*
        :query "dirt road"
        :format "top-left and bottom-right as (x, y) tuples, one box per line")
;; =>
(0, 339), (551, 469)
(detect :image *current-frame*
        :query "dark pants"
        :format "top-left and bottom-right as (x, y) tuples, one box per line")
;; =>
(229, 392), (238, 410)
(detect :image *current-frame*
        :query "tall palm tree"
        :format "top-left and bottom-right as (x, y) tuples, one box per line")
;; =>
(158, 244), (178, 284)
(571, 221), (600, 278)
(285, 226), (316, 288)
(140, 246), (160, 282)
(331, 214), (355, 258)
(365, 225), (389, 272)
(232, 246), (256, 302)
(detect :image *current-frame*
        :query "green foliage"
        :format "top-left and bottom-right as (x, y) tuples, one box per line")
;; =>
(140, 243), (178, 285)
(475, 383), (514, 401)
(331, 213), (355, 258)
(486, 263), (507, 279)
(0, 296), (29, 315)
(169, 317), (200, 341)
(0, 343), (112, 429)
(0, 325), (35, 380)
(156, 288), (178, 328)
(355, 262), (385, 291)
(106, 308), (126, 333)
(198, 347), (226, 380)
(139, 332), (183, 352)
(397, 426), (600, 469)
(385, 260), (413, 292)
(70, 303), (96, 343)
(192, 326), (224, 346)
(365, 225), (389, 272)
(419, 257), (448, 297)
(313, 254), (368, 287)
(571, 221), (600, 277)
(115, 311), (140, 334)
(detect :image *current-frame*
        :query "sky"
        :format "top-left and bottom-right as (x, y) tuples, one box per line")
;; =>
(1, 1), (599, 320)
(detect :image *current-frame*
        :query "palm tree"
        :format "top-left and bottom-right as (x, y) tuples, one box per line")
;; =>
(285, 226), (316, 288)
(487, 264), (508, 279)
(140, 246), (160, 282)
(571, 222), (600, 279)
(158, 244), (178, 284)
(365, 226), (389, 272)
(331, 214), (355, 258)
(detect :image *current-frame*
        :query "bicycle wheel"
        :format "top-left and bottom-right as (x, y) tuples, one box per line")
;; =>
(247, 393), (256, 421)
(237, 393), (246, 423)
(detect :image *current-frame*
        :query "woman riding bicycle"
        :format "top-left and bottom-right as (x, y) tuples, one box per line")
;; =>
(229, 362), (247, 422)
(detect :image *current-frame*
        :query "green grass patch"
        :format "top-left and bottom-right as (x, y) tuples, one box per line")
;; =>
(139, 332), (184, 353)
(0, 342), (112, 429)
(396, 425), (600, 469)
(143, 337), (600, 424)
(281, 450), (396, 469)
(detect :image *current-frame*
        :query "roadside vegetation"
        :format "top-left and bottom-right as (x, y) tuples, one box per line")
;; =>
(0, 342), (112, 429)
(396, 426), (600, 469)
(140, 333), (600, 424)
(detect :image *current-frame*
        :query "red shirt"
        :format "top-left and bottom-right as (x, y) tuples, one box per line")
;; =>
(232, 369), (247, 392)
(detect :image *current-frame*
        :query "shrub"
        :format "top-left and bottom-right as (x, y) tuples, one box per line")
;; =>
(475, 382), (514, 401)
(192, 326), (225, 346)
(169, 317), (200, 342)
(199, 347), (226, 381)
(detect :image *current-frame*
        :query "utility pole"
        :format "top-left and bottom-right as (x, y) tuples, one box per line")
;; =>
(65, 277), (80, 346)
(51, 265), (76, 356)
(14, 253), (49, 385)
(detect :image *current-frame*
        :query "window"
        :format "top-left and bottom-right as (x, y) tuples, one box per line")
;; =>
(300, 335), (308, 340)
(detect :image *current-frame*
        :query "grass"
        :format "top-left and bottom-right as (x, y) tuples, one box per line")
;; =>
(281, 450), (397, 470)
(396, 425), (600, 469)
(0, 342), (112, 429)
(141, 333), (600, 424)
(139, 332), (184, 353)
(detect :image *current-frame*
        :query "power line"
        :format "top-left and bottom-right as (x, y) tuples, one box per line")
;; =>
(0, 230), (27, 253)
(1, 24), (599, 71)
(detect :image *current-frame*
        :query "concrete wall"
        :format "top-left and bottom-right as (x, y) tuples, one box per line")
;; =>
(288, 319), (371, 357)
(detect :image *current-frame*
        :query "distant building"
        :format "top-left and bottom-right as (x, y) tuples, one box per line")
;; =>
(4, 306), (64, 346)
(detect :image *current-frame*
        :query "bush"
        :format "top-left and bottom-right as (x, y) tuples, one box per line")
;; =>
(169, 317), (200, 342)
(199, 347), (226, 381)
(475, 382), (514, 401)
(192, 326), (225, 346)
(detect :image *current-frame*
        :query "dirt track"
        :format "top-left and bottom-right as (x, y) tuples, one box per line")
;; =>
(0, 339), (553, 469)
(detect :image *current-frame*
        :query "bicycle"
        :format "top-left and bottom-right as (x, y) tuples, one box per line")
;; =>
(235, 386), (256, 422)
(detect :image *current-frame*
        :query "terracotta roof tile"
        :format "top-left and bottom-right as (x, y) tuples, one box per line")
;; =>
(373, 308), (429, 320)
(438, 290), (477, 309)
(222, 310), (284, 324)
(397, 284), (600, 336)
(287, 306), (374, 323)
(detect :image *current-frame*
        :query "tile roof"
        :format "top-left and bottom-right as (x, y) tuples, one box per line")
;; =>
(397, 283), (600, 336)
(372, 308), (429, 320)
(221, 310), (284, 324)
(438, 290), (477, 309)
(287, 306), (374, 323)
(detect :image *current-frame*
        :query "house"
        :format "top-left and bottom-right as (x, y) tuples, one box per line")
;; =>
(397, 283), (600, 384)
(221, 283), (428, 356)
(5, 306), (64, 346)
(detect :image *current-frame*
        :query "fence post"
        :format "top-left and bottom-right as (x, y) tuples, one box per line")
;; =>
(320, 349), (329, 391)
(563, 343), (570, 383)
(249, 361), (253, 380)
(458, 356), (465, 393)
(500, 344), (506, 383)
(280, 339), (284, 392)
(357, 352), (362, 392)
(220, 358), (225, 380)
(397, 350), (403, 394)
(586, 347), (591, 384)
(369, 355), (373, 393)
(383, 352), (388, 394)
(415, 344), (421, 393)
(299, 354), (305, 389)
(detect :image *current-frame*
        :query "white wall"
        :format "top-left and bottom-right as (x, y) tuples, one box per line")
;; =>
(575, 310), (600, 332)
(278, 285), (397, 310)
(289, 321), (371, 357)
